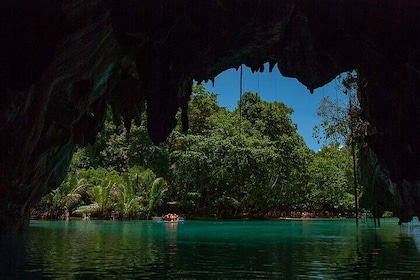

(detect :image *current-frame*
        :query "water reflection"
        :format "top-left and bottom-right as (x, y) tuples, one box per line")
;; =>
(1, 219), (420, 278)
(0, 233), (29, 279)
(403, 221), (420, 250)
(164, 222), (178, 257)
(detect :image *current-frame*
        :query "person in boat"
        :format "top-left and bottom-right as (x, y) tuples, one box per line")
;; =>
(164, 213), (177, 221)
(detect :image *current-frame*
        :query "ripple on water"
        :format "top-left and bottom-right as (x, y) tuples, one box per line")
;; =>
(15, 219), (420, 279)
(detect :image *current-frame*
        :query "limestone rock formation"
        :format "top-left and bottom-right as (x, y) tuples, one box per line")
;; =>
(358, 147), (419, 223)
(1, 0), (420, 232)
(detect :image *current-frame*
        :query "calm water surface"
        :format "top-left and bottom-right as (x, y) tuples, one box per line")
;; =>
(1, 218), (420, 279)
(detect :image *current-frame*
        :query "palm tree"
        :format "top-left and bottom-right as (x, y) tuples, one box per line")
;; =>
(41, 175), (90, 219)
(146, 177), (167, 219)
(118, 167), (167, 220)
(73, 179), (115, 219)
(61, 177), (92, 212)
(115, 172), (145, 219)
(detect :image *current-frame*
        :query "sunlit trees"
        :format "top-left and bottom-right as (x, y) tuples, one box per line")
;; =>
(72, 108), (170, 178)
(36, 166), (166, 220)
(169, 130), (281, 216)
(167, 89), (312, 217)
(73, 181), (115, 219)
(34, 175), (89, 219)
(146, 176), (167, 219)
(239, 91), (296, 139)
(306, 144), (354, 213)
(70, 168), (119, 219)
(36, 82), (360, 219)
(187, 84), (219, 135)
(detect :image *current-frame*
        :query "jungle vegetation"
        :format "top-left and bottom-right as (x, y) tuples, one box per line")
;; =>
(33, 74), (363, 220)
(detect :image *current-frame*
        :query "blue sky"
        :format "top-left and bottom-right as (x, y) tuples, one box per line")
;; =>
(202, 64), (345, 151)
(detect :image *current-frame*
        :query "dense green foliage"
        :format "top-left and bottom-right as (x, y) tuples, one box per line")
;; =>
(34, 166), (167, 220)
(34, 84), (357, 220)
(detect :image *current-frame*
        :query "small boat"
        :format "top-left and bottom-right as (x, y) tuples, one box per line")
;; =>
(161, 217), (185, 223)
(155, 214), (185, 223)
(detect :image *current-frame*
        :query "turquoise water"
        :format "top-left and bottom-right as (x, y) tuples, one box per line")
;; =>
(2, 218), (420, 279)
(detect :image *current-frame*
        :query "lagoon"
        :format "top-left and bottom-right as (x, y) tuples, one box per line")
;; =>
(2, 219), (420, 279)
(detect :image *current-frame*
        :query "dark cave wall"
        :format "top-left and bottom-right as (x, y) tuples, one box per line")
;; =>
(1, 0), (420, 232)
(0, 0), (125, 232)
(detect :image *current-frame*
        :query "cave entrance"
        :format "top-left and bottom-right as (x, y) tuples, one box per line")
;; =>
(31, 63), (362, 225)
